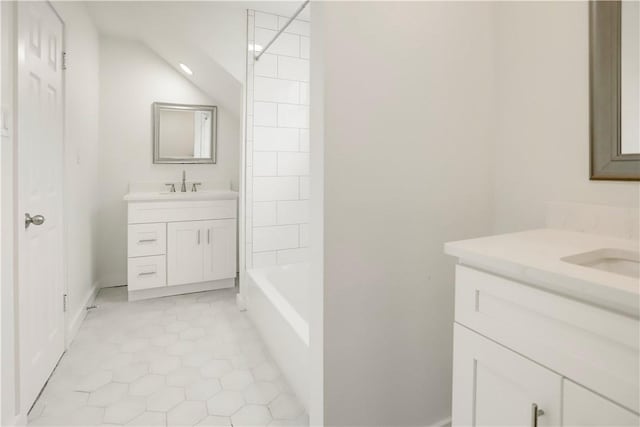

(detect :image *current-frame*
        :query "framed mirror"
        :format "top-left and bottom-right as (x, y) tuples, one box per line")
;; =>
(153, 102), (217, 164)
(590, 2), (640, 180)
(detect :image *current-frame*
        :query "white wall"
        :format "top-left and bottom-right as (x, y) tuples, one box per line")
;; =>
(309, 4), (323, 424)
(492, 1), (640, 234)
(51, 1), (101, 343)
(245, 10), (310, 269)
(97, 36), (240, 288)
(317, 2), (495, 424)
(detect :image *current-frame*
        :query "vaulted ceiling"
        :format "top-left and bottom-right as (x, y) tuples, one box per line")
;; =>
(86, 1), (308, 118)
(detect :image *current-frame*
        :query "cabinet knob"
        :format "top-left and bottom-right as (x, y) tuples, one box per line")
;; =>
(531, 403), (544, 427)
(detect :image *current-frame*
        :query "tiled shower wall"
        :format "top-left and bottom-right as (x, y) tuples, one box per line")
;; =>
(245, 10), (310, 269)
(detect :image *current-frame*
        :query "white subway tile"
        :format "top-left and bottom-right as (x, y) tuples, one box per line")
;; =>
(277, 152), (309, 176)
(278, 17), (310, 36)
(255, 12), (278, 30)
(254, 102), (277, 126)
(253, 152), (277, 176)
(256, 28), (300, 57)
(253, 201), (277, 227)
(299, 82), (309, 105)
(253, 251), (277, 268)
(299, 176), (310, 200)
(255, 77), (299, 104)
(254, 127), (299, 152)
(300, 36), (310, 59)
(277, 56), (309, 82)
(277, 200), (309, 225)
(253, 225), (299, 252)
(299, 129), (309, 152)
(277, 248), (309, 265)
(299, 224), (310, 247)
(278, 104), (309, 128)
(255, 54), (277, 78)
(253, 177), (299, 201)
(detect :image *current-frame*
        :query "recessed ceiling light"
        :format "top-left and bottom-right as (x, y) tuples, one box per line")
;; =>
(179, 63), (193, 75)
(248, 44), (263, 52)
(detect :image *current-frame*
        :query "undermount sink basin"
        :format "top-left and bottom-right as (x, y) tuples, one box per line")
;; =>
(562, 248), (640, 279)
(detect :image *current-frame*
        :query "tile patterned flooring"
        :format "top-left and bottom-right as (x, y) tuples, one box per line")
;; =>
(28, 287), (307, 426)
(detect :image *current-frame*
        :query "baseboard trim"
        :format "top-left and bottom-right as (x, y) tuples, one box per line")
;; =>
(65, 282), (99, 348)
(128, 278), (235, 301)
(429, 416), (452, 427)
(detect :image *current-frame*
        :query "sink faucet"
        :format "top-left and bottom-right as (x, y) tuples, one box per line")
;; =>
(181, 170), (187, 192)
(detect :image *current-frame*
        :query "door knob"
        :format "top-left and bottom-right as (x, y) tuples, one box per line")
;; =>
(25, 213), (45, 229)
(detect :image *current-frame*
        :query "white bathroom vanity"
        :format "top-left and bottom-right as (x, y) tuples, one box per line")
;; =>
(124, 185), (238, 301)
(446, 229), (639, 426)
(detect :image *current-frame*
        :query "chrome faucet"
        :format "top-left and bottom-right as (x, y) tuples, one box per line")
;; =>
(181, 170), (187, 192)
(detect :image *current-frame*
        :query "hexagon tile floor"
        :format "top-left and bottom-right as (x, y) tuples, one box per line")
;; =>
(27, 286), (308, 427)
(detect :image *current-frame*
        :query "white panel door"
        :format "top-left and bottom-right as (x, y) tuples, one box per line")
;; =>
(452, 324), (562, 427)
(16, 0), (65, 411)
(203, 219), (237, 282)
(563, 380), (639, 427)
(167, 221), (204, 286)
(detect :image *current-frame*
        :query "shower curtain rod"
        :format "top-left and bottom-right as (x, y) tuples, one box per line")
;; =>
(254, 0), (310, 61)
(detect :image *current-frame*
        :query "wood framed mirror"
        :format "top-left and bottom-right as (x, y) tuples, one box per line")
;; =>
(153, 102), (217, 164)
(590, 1), (640, 180)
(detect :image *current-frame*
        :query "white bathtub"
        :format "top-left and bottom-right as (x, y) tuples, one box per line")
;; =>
(246, 263), (309, 409)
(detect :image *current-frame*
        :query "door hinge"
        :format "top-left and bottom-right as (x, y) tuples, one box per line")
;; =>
(63, 294), (68, 312)
(62, 51), (67, 70)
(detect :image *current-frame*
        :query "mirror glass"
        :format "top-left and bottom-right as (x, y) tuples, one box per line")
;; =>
(153, 102), (217, 164)
(621, 1), (640, 155)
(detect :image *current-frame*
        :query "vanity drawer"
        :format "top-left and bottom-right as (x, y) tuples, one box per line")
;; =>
(128, 255), (166, 290)
(454, 265), (639, 413)
(128, 200), (237, 224)
(128, 223), (166, 257)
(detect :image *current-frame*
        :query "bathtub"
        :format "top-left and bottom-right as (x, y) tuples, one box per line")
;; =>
(246, 263), (309, 409)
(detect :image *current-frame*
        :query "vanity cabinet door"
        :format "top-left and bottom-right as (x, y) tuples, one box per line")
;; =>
(563, 380), (639, 426)
(202, 219), (237, 282)
(452, 324), (562, 427)
(167, 221), (205, 286)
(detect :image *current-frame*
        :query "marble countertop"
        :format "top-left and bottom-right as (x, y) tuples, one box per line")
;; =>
(445, 229), (640, 318)
(124, 190), (238, 202)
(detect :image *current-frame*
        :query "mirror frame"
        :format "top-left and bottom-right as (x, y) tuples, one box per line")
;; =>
(590, 2), (640, 181)
(153, 102), (218, 164)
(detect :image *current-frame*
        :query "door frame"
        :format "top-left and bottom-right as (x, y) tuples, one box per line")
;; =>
(15, 0), (67, 416)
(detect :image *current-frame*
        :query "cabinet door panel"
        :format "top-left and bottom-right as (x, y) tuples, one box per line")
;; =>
(167, 221), (204, 286)
(452, 324), (562, 427)
(203, 219), (237, 281)
(563, 380), (639, 426)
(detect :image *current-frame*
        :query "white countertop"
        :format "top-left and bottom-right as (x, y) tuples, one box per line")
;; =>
(124, 190), (238, 202)
(445, 229), (640, 318)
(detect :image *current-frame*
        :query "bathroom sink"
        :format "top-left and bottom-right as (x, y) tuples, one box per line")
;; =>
(562, 248), (640, 279)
